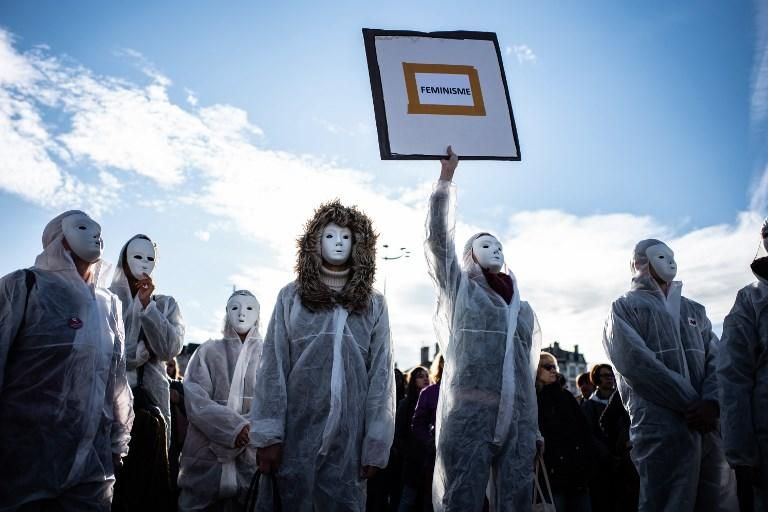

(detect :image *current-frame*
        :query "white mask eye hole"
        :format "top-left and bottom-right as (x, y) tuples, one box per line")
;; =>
(133, 255), (143, 260)
(147, 256), (155, 262)
(246, 306), (253, 310)
(78, 226), (87, 230)
(231, 305), (239, 311)
(325, 234), (333, 238)
(343, 234), (350, 240)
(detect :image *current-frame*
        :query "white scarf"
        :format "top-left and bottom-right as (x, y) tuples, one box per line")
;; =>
(219, 330), (259, 497)
(319, 306), (350, 456)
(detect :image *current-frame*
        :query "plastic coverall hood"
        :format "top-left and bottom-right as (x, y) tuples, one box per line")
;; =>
(178, 290), (263, 510)
(717, 220), (768, 507)
(0, 211), (133, 509)
(296, 199), (378, 313)
(37, 210), (110, 286)
(425, 180), (542, 512)
(110, 234), (185, 449)
(603, 239), (736, 511)
(250, 201), (394, 512)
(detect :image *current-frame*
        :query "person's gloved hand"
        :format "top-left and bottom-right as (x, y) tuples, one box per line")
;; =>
(360, 465), (379, 479)
(685, 400), (719, 433)
(257, 443), (284, 474)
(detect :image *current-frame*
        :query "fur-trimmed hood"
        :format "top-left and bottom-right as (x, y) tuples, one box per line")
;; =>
(296, 200), (378, 313)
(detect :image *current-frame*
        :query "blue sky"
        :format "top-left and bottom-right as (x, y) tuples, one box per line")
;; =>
(0, 1), (765, 367)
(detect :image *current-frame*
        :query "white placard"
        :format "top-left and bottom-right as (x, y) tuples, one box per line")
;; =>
(364, 30), (520, 160)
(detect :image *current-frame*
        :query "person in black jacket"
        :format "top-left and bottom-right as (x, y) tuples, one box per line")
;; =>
(581, 364), (615, 512)
(391, 366), (430, 512)
(166, 357), (187, 511)
(599, 390), (639, 511)
(537, 352), (593, 512)
(368, 367), (416, 512)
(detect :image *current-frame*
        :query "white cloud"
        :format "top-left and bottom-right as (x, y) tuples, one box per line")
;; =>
(199, 104), (263, 138)
(751, 164), (768, 214)
(0, 85), (121, 215)
(313, 117), (372, 137)
(750, 2), (768, 212)
(0, 28), (763, 368)
(115, 47), (172, 88)
(185, 320), (223, 345)
(509, 44), (537, 64)
(185, 89), (199, 106)
(0, 31), (39, 87)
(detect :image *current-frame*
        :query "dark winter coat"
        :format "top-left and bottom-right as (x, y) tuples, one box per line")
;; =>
(581, 395), (614, 512)
(112, 408), (172, 512)
(537, 383), (593, 493)
(581, 395), (611, 464)
(395, 395), (424, 487)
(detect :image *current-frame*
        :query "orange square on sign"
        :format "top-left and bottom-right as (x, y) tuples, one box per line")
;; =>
(402, 63), (486, 116)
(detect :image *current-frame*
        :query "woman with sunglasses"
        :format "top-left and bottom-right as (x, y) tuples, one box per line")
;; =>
(536, 352), (594, 512)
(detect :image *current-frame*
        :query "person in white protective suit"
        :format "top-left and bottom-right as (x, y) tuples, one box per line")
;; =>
(178, 289), (264, 511)
(0, 210), (134, 512)
(425, 147), (542, 512)
(602, 238), (737, 512)
(717, 219), (768, 512)
(109, 234), (185, 447)
(250, 200), (395, 512)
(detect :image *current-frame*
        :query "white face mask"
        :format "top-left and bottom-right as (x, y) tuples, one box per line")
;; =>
(126, 238), (156, 280)
(61, 213), (103, 263)
(646, 243), (677, 283)
(320, 222), (352, 267)
(227, 295), (260, 335)
(472, 235), (504, 273)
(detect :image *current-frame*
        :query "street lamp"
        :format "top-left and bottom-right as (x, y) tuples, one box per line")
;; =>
(380, 244), (411, 294)
(382, 244), (411, 260)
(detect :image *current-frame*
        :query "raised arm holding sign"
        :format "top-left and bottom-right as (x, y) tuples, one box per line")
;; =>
(424, 145), (542, 511)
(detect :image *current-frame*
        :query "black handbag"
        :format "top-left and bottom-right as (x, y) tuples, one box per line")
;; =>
(244, 470), (282, 512)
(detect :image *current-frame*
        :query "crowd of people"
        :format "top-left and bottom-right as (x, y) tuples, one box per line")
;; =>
(0, 147), (766, 512)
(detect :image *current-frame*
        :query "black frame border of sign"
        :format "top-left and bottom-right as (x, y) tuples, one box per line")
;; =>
(362, 28), (521, 161)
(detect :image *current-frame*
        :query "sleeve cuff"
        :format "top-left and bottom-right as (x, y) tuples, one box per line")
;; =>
(140, 299), (158, 316)
(250, 419), (284, 448)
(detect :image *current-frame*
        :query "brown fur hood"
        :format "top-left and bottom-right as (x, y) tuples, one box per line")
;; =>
(296, 200), (378, 313)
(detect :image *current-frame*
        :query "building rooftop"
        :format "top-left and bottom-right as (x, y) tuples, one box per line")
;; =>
(543, 341), (587, 365)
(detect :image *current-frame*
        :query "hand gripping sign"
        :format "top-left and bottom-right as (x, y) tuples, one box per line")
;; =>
(363, 29), (521, 161)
